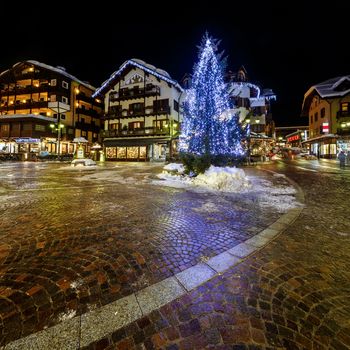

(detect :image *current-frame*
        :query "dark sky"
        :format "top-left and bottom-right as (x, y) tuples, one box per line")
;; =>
(1, 1), (349, 126)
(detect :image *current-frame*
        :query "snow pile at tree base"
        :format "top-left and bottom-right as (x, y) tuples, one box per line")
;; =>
(157, 164), (250, 192)
(195, 166), (250, 191)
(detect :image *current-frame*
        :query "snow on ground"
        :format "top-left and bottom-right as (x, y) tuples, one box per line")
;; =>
(153, 163), (302, 213)
(153, 164), (250, 193)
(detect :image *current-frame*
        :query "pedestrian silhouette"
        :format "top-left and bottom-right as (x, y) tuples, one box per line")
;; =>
(338, 150), (346, 169)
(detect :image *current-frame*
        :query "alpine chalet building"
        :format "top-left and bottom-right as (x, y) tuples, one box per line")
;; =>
(301, 75), (350, 158)
(0, 60), (103, 159)
(93, 59), (183, 161)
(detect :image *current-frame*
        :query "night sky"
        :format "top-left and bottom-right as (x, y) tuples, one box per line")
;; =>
(1, 1), (349, 126)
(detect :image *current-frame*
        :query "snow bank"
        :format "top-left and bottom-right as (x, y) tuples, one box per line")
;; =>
(163, 163), (185, 174)
(154, 163), (302, 213)
(155, 164), (250, 193)
(195, 166), (249, 192)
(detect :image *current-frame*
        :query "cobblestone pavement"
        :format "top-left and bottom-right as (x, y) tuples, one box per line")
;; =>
(0, 161), (293, 346)
(80, 161), (350, 350)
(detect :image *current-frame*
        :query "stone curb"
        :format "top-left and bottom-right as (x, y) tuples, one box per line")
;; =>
(4, 172), (304, 350)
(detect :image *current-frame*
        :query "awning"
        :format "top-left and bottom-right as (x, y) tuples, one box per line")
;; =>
(301, 134), (338, 144)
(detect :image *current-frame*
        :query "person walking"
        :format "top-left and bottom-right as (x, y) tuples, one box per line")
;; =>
(338, 150), (346, 169)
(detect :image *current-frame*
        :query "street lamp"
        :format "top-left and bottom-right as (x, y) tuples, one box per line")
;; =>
(50, 122), (64, 158)
(245, 117), (251, 165)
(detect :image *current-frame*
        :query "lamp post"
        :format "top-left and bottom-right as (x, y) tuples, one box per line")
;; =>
(50, 122), (64, 159)
(245, 117), (251, 165)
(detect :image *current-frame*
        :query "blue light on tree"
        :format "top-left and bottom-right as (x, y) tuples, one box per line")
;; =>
(180, 33), (245, 157)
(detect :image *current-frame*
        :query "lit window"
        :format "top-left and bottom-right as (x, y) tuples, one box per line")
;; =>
(341, 103), (348, 112)
(50, 79), (57, 86)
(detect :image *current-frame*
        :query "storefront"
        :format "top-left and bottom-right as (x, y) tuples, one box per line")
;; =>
(104, 138), (171, 161)
(302, 134), (338, 159)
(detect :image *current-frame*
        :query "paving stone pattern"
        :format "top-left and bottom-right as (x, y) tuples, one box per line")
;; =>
(0, 162), (286, 346)
(81, 162), (350, 350)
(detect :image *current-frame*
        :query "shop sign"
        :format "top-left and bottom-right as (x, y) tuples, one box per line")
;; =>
(15, 138), (40, 143)
(287, 134), (300, 142)
(322, 122), (329, 133)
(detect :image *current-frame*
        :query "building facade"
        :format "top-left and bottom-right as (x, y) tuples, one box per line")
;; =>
(94, 59), (183, 161)
(227, 67), (276, 157)
(0, 60), (103, 159)
(301, 75), (350, 158)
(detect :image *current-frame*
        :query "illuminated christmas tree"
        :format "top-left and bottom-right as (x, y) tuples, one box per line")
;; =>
(180, 33), (244, 158)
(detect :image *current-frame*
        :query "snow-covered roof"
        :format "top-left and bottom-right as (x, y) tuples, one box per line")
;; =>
(302, 75), (350, 115)
(93, 58), (183, 97)
(304, 75), (350, 99)
(228, 81), (261, 98)
(0, 60), (96, 91)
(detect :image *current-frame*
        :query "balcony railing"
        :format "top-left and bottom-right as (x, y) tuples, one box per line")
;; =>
(105, 105), (170, 119)
(75, 121), (100, 133)
(109, 84), (160, 102)
(336, 110), (350, 119)
(76, 107), (99, 118)
(101, 127), (170, 138)
(0, 100), (48, 111)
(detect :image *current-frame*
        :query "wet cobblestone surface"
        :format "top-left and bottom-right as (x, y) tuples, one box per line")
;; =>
(0, 162), (290, 346)
(81, 161), (350, 350)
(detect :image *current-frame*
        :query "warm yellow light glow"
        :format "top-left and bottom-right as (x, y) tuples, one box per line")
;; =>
(47, 112), (51, 116)
(22, 99), (26, 103)
(246, 118), (250, 123)
(50, 124), (55, 128)
(75, 102), (79, 107)
(255, 119), (260, 123)
(95, 99), (101, 103)
(347, 122), (350, 126)
(29, 67), (34, 72)
(278, 136), (283, 140)
(75, 88), (80, 94)
(34, 83), (39, 87)
(34, 112), (39, 115)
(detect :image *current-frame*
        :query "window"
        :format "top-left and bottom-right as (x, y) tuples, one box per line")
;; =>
(153, 119), (168, 129)
(81, 131), (87, 137)
(61, 96), (68, 104)
(341, 103), (348, 112)
(60, 114), (66, 120)
(35, 124), (46, 131)
(314, 112), (318, 122)
(320, 108), (325, 118)
(50, 95), (56, 102)
(129, 103), (144, 114)
(22, 123), (32, 131)
(62, 81), (69, 89)
(1, 124), (9, 132)
(50, 79), (57, 86)
(153, 99), (169, 113)
(174, 100), (179, 112)
(128, 121), (144, 130)
(310, 115), (313, 124)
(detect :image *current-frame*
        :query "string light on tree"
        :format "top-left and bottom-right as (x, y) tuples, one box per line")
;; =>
(179, 33), (245, 157)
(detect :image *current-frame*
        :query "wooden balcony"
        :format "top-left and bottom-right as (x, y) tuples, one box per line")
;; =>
(104, 105), (170, 119)
(109, 84), (160, 102)
(101, 127), (170, 138)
